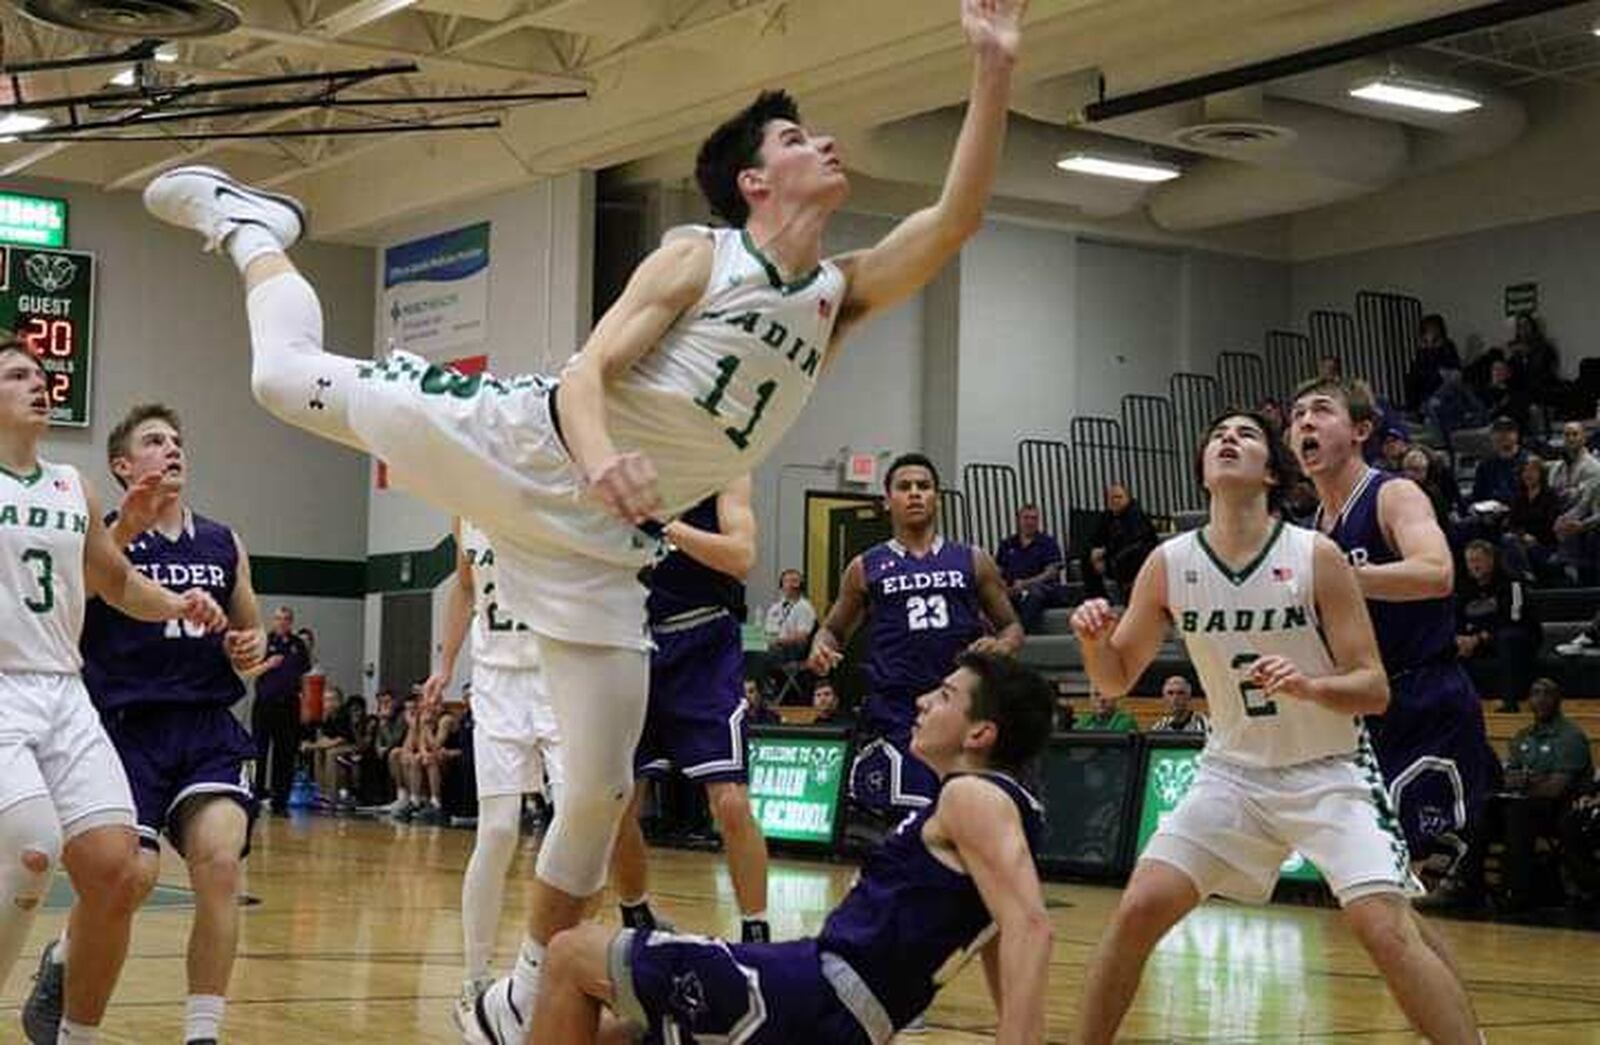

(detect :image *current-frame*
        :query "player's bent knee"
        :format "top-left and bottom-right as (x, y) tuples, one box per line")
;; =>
(538, 788), (629, 896)
(0, 798), (62, 909)
(706, 784), (753, 830)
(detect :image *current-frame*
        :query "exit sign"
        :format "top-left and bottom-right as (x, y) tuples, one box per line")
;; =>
(0, 192), (67, 248)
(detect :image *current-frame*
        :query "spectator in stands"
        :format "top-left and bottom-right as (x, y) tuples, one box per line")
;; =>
(1405, 312), (1462, 413)
(1502, 678), (1594, 911)
(1456, 540), (1541, 712)
(996, 503), (1064, 634)
(1511, 313), (1562, 408)
(374, 689), (411, 807)
(1471, 417), (1529, 509)
(1480, 361), (1532, 435)
(334, 694), (378, 809)
(1423, 366), (1486, 447)
(1556, 609), (1600, 658)
(744, 677), (781, 726)
(763, 568), (817, 661)
(1378, 420), (1412, 473)
(1402, 447), (1455, 528)
(810, 679), (852, 729)
(1552, 422), (1600, 585)
(1150, 675), (1208, 734)
(1560, 777), (1600, 908)
(303, 685), (356, 805)
(1504, 456), (1562, 582)
(394, 689), (459, 823)
(1082, 482), (1158, 604)
(1079, 689), (1137, 733)
(1552, 421), (1600, 507)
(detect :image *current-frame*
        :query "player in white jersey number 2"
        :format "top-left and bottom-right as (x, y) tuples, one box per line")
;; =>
(141, 2), (1023, 1039)
(424, 518), (563, 1032)
(0, 344), (228, 1041)
(1070, 411), (1482, 1045)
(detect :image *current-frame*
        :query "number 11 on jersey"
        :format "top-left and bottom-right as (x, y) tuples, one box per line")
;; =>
(695, 354), (777, 450)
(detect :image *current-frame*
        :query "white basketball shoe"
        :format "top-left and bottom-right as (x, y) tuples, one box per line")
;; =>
(143, 165), (306, 253)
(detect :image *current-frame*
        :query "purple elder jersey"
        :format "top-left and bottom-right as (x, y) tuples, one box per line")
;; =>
(861, 537), (984, 725)
(82, 510), (243, 713)
(646, 494), (744, 623)
(817, 771), (1044, 1029)
(1318, 468), (1455, 671)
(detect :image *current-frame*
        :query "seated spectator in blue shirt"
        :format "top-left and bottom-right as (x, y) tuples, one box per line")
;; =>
(1470, 417), (1529, 508)
(995, 504), (1064, 634)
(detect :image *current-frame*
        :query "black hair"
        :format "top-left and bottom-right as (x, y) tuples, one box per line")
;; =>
(884, 452), (940, 493)
(955, 651), (1055, 774)
(695, 90), (802, 227)
(1192, 408), (1292, 511)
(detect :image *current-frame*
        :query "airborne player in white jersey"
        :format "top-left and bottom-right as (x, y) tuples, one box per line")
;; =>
(141, 3), (1023, 1039)
(424, 517), (563, 1031)
(0, 343), (227, 1041)
(1070, 410), (1481, 1045)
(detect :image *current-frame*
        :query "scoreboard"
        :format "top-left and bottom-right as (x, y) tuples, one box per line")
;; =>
(0, 245), (95, 427)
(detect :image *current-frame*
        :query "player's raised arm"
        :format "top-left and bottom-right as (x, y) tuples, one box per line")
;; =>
(1364, 477), (1454, 601)
(1071, 547), (1169, 697)
(829, 0), (1023, 344)
(808, 555), (868, 674)
(942, 775), (1052, 1044)
(970, 548), (1025, 655)
(81, 477), (225, 632)
(424, 517), (474, 704)
(558, 233), (715, 524)
(1250, 537), (1389, 716)
(663, 475), (756, 580)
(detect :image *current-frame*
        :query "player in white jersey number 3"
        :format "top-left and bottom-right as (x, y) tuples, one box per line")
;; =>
(140, 2), (1025, 1040)
(0, 344), (228, 1042)
(1069, 411), (1482, 1045)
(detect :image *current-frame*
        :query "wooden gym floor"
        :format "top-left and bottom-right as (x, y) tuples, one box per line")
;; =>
(3, 815), (1599, 1042)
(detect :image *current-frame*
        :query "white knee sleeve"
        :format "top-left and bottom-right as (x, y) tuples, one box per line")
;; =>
(245, 272), (366, 450)
(533, 636), (648, 897)
(462, 794), (523, 979)
(0, 797), (63, 993)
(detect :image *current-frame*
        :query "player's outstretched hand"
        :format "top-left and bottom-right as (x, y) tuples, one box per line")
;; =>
(967, 635), (1010, 657)
(420, 669), (450, 705)
(808, 631), (844, 676)
(587, 451), (663, 526)
(961, 0), (1025, 60)
(225, 626), (267, 672)
(1070, 598), (1118, 642)
(179, 588), (228, 634)
(118, 472), (180, 537)
(1247, 655), (1314, 702)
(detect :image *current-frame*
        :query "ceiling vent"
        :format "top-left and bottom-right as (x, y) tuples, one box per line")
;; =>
(1173, 121), (1297, 152)
(19, 0), (241, 37)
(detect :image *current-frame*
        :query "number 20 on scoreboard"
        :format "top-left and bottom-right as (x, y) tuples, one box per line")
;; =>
(0, 245), (96, 428)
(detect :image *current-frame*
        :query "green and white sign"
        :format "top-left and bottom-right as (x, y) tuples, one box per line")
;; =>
(1136, 745), (1322, 884)
(382, 222), (490, 355)
(747, 733), (849, 845)
(0, 192), (67, 249)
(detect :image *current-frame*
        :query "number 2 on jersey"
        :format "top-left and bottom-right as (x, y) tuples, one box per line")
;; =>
(21, 548), (53, 614)
(907, 594), (949, 631)
(695, 354), (777, 450)
(1231, 652), (1278, 717)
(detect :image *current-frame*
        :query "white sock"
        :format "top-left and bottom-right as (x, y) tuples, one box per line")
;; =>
(52, 927), (68, 964)
(225, 222), (282, 272)
(462, 794), (520, 982)
(185, 994), (225, 1042)
(58, 1019), (97, 1043)
(509, 937), (544, 1020)
(395, 789), (409, 805)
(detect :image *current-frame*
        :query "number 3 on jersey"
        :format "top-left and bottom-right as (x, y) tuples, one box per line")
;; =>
(1231, 651), (1278, 718)
(695, 354), (777, 450)
(908, 594), (949, 631)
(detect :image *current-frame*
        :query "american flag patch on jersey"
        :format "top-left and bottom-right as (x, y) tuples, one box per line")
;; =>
(1272, 566), (1294, 582)
(53, 478), (70, 492)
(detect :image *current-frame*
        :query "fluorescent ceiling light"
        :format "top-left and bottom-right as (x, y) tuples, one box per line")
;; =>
(1055, 153), (1181, 183)
(1349, 78), (1481, 114)
(0, 114), (51, 142)
(109, 68), (136, 86)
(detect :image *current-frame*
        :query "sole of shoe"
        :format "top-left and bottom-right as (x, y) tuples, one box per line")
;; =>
(153, 165), (309, 239)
